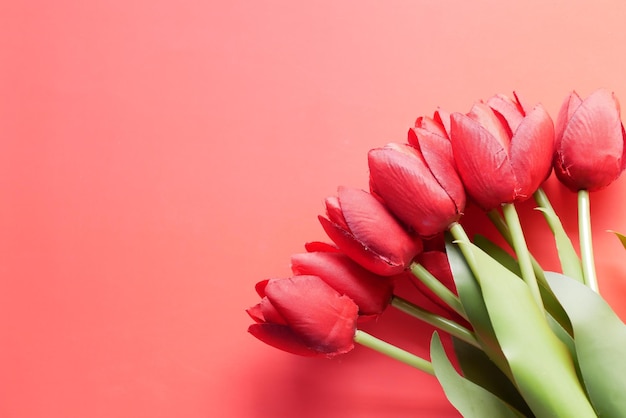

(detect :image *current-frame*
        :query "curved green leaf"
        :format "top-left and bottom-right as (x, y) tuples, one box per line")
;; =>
(546, 272), (626, 418)
(457, 241), (597, 418)
(452, 337), (533, 417)
(445, 235), (512, 378)
(473, 234), (572, 336)
(431, 333), (524, 418)
(473, 234), (521, 276)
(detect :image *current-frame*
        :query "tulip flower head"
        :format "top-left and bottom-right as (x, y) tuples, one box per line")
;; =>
(319, 187), (422, 276)
(247, 275), (358, 357)
(554, 89), (626, 191)
(368, 142), (466, 238)
(450, 94), (555, 210)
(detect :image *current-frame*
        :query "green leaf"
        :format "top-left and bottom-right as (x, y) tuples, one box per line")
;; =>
(473, 234), (573, 336)
(608, 230), (626, 250)
(445, 235), (511, 378)
(473, 235), (521, 276)
(546, 272), (626, 418)
(457, 241), (597, 418)
(534, 189), (584, 282)
(452, 337), (533, 417)
(430, 333), (525, 418)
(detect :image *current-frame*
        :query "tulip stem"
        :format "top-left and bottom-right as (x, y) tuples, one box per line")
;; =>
(353, 329), (434, 375)
(533, 188), (584, 282)
(501, 203), (545, 314)
(390, 295), (479, 348)
(486, 209), (546, 280)
(409, 262), (467, 320)
(578, 190), (599, 293)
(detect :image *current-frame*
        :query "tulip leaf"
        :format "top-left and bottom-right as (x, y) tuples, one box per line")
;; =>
(473, 234), (521, 276)
(474, 234), (573, 337)
(452, 337), (533, 417)
(608, 230), (626, 250)
(533, 206), (584, 282)
(430, 333), (525, 418)
(457, 241), (597, 417)
(445, 235), (511, 377)
(546, 271), (626, 418)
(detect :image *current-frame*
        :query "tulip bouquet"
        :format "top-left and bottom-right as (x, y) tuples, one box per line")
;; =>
(246, 89), (626, 417)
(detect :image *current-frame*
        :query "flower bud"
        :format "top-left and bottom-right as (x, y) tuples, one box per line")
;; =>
(450, 94), (554, 210)
(368, 143), (465, 237)
(319, 187), (422, 276)
(554, 89), (626, 191)
(247, 276), (358, 357)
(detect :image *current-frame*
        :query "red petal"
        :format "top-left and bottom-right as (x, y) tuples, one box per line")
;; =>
(411, 128), (466, 213)
(487, 93), (525, 134)
(248, 323), (322, 357)
(246, 302), (266, 323)
(264, 276), (357, 355)
(324, 196), (349, 230)
(337, 187), (422, 267)
(318, 215), (404, 276)
(450, 113), (516, 210)
(434, 109), (452, 137)
(304, 241), (340, 253)
(368, 145), (462, 236)
(467, 103), (511, 147)
(555, 91), (582, 143)
(509, 104), (555, 200)
(254, 279), (269, 297)
(291, 251), (394, 316)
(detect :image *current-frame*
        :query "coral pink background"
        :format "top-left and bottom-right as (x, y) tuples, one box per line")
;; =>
(3, 1), (626, 417)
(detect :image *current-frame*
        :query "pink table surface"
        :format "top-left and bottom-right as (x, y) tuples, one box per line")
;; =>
(2, 1), (626, 417)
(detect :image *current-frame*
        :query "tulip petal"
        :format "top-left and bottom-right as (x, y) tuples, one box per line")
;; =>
(411, 128), (466, 211)
(555, 91), (582, 142)
(466, 103), (511, 148)
(434, 109), (452, 137)
(324, 196), (349, 230)
(487, 93), (525, 134)
(509, 104), (555, 200)
(264, 276), (358, 355)
(246, 302), (266, 323)
(291, 251), (394, 316)
(450, 113), (516, 210)
(254, 279), (269, 297)
(368, 145), (462, 236)
(556, 89), (624, 191)
(304, 241), (340, 253)
(248, 323), (322, 357)
(318, 215), (405, 276)
(337, 187), (422, 267)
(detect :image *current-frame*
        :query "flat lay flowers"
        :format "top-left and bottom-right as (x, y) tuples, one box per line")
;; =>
(246, 89), (626, 417)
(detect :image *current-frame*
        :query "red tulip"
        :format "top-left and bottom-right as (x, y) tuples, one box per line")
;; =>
(450, 94), (554, 210)
(247, 275), (358, 357)
(554, 89), (626, 191)
(291, 250), (394, 318)
(368, 143), (465, 237)
(318, 187), (423, 276)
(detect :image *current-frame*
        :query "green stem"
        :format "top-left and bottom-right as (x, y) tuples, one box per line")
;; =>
(502, 203), (545, 314)
(353, 329), (434, 375)
(409, 262), (467, 319)
(578, 190), (599, 293)
(391, 295), (480, 348)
